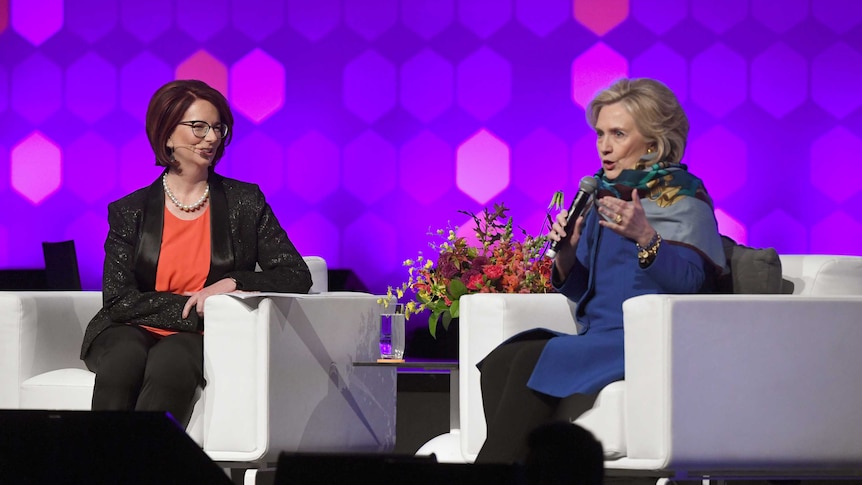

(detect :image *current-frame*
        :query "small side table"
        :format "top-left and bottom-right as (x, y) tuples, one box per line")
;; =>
(353, 359), (464, 463)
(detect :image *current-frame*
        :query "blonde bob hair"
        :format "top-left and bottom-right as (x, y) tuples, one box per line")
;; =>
(586, 78), (689, 165)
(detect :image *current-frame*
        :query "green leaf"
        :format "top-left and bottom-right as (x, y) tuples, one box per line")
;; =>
(448, 278), (468, 299)
(449, 300), (459, 320)
(428, 311), (441, 339)
(442, 310), (452, 331)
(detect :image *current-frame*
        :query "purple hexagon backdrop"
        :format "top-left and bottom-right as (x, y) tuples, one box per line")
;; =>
(1, 0), (862, 294)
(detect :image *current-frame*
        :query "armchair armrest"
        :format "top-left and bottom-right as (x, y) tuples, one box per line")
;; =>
(202, 292), (396, 463)
(458, 292), (578, 461)
(0, 292), (102, 408)
(622, 294), (862, 472)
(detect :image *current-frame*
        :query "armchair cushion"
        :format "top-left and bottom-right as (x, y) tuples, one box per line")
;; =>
(717, 236), (784, 294)
(20, 368), (94, 410)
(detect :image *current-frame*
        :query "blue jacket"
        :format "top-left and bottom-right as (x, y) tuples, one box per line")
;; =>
(525, 208), (714, 398)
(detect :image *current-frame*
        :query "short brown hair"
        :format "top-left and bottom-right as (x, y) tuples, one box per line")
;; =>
(586, 78), (689, 164)
(145, 80), (234, 168)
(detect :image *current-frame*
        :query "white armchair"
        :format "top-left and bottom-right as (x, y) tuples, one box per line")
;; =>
(0, 256), (396, 480)
(451, 254), (862, 480)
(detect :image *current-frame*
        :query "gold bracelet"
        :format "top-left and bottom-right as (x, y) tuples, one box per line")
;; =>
(637, 232), (661, 266)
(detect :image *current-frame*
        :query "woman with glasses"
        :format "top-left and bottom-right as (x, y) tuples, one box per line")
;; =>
(79, 79), (312, 427)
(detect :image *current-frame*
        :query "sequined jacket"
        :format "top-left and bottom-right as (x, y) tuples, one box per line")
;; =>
(80, 171), (312, 359)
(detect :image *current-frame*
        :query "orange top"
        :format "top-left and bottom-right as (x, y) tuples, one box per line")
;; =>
(141, 206), (211, 337)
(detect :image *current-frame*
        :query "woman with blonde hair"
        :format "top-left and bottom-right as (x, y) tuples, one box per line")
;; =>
(476, 77), (726, 464)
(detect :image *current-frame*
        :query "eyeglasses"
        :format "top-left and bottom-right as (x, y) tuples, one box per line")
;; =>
(178, 120), (229, 139)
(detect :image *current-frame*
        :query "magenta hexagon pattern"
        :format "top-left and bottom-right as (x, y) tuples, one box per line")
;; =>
(751, 43), (807, 118)
(230, 49), (284, 123)
(12, 53), (62, 124)
(65, 132), (117, 204)
(11, 132), (61, 204)
(0, 2), (8, 35)
(120, 52), (172, 121)
(574, 0), (628, 36)
(686, 126), (747, 201)
(225, 131), (284, 196)
(811, 43), (862, 119)
(176, 0), (228, 42)
(812, 0), (862, 34)
(632, 0), (686, 35)
(121, 0), (173, 43)
(399, 130), (454, 206)
(631, 42), (688, 102)
(751, 0), (808, 33)
(1, 0), (862, 297)
(810, 127), (862, 203)
(66, 0), (117, 43)
(456, 129), (509, 204)
(287, 131), (340, 204)
(288, 0), (340, 42)
(11, 0), (62, 45)
(230, 0), (284, 42)
(343, 130), (397, 205)
(401, 0), (453, 40)
(714, 209), (746, 245)
(515, 0), (569, 37)
(343, 50), (396, 123)
(400, 49), (453, 123)
(571, 42), (628, 109)
(66, 53), (118, 124)
(120, 133), (157, 194)
(690, 43), (747, 118)
(176, 50), (228, 97)
(457, 47), (511, 121)
(458, 0), (511, 39)
(513, 128), (568, 204)
(344, 0), (397, 41)
(690, 0), (747, 34)
(287, 211), (341, 268)
(0, 66), (7, 113)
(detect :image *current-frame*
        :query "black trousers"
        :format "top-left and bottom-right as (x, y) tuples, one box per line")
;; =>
(475, 337), (560, 464)
(84, 325), (204, 428)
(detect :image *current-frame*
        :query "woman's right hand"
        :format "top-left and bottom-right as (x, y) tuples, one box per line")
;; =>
(548, 209), (583, 280)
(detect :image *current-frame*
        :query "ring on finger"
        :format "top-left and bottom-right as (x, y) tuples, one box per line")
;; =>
(613, 213), (623, 224)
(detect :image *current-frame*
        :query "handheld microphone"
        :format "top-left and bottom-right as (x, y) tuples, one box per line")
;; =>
(544, 176), (599, 259)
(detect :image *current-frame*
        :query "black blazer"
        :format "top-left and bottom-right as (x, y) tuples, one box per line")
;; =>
(80, 171), (312, 359)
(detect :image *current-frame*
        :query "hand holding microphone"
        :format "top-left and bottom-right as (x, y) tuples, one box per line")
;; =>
(545, 176), (598, 259)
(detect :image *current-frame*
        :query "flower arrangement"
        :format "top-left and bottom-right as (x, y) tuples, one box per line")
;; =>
(381, 203), (556, 338)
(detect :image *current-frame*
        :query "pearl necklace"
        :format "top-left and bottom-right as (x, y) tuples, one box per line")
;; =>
(162, 174), (210, 212)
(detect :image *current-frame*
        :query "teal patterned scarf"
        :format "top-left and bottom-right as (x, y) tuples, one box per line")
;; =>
(596, 160), (713, 208)
(595, 159), (727, 274)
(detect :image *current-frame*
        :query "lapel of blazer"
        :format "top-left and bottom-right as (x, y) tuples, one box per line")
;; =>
(135, 170), (236, 291)
(206, 172), (234, 285)
(135, 174), (165, 292)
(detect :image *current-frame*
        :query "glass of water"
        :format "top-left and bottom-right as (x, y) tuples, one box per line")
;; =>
(379, 303), (405, 360)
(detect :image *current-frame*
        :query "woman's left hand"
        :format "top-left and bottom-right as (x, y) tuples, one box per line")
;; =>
(182, 277), (238, 318)
(597, 189), (656, 247)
